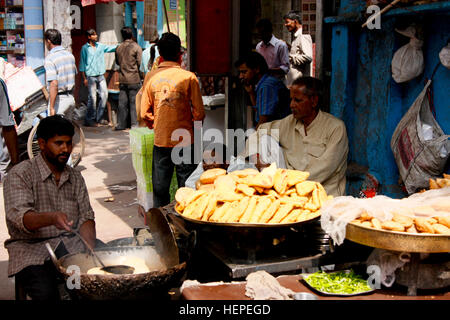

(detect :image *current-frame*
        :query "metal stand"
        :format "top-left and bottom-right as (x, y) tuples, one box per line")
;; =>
(403, 253), (421, 296)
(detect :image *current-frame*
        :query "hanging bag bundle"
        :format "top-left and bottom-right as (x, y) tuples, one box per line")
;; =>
(391, 26), (424, 83)
(390, 80), (450, 194)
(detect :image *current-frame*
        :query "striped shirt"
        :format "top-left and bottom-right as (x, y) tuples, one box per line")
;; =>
(79, 42), (117, 77)
(3, 153), (95, 276)
(44, 46), (77, 92)
(0, 78), (14, 127)
(254, 74), (291, 123)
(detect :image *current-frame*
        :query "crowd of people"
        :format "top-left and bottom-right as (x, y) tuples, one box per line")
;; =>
(0, 9), (349, 300)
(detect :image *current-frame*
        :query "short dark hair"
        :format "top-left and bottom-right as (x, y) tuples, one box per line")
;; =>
(86, 29), (97, 37)
(235, 51), (269, 75)
(44, 29), (62, 46)
(256, 19), (273, 32)
(157, 32), (181, 62)
(292, 77), (324, 107)
(36, 115), (75, 141)
(283, 10), (302, 24)
(121, 27), (133, 40)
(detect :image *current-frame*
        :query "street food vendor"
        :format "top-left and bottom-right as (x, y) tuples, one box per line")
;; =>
(246, 77), (349, 197)
(3, 115), (97, 300)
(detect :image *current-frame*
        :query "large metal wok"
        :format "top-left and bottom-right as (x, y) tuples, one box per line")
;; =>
(46, 209), (187, 300)
(49, 245), (186, 300)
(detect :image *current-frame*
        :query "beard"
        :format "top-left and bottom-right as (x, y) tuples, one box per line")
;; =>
(44, 151), (70, 171)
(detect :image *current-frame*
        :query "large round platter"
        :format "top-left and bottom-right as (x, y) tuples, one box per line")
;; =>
(346, 222), (450, 253)
(172, 206), (320, 229)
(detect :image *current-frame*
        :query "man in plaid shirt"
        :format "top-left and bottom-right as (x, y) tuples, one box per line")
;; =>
(3, 115), (97, 300)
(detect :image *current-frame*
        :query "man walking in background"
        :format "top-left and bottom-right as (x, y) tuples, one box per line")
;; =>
(115, 27), (142, 131)
(43, 29), (77, 119)
(79, 29), (117, 127)
(284, 10), (313, 86)
(255, 19), (290, 81)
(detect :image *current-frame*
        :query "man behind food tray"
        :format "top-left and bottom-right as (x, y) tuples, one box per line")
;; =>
(246, 77), (349, 197)
(3, 115), (99, 300)
(140, 32), (205, 208)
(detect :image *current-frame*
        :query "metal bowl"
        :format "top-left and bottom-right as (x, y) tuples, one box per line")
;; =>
(55, 246), (186, 300)
(293, 292), (318, 300)
(346, 223), (450, 253)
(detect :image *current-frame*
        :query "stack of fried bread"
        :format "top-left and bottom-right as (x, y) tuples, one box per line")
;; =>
(175, 163), (332, 224)
(351, 174), (450, 235)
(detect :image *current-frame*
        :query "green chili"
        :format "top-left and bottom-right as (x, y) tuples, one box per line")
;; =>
(303, 270), (372, 294)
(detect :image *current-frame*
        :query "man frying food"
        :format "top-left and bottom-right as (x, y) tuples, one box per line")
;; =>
(247, 77), (349, 197)
(3, 115), (98, 300)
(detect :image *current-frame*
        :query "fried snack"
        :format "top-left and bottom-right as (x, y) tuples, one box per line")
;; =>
(249, 197), (273, 223)
(361, 221), (373, 228)
(191, 193), (211, 220)
(259, 199), (281, 223)
(198, 184), (215, 192)
(175, 187), (195, 210)
(392, 213), (414, 228)
(261, 163), (278, 179)
(207, 202), (226, 222)
(229, 168), (259, 178)
(284, 188), (297, 196)
(273, 169), (288, 195)
(216, 189), (244, 202)
(315, 183), (328, 207)
(182, 194), (204, 218)
(381, 221), (405, 232)
(436, 216), (450, 228)
(200, 168), (227, 184)
(226, 197), (251, 223)
(214, 175), (236, 191)
(221, 201), (240, 222)
(406, 225), (418, 233)
(202, 194), (218, 221)
(236, 184), (256, 196)
(436, 178), (450, 188)
(295, 181), (316, 196)
(351, 219), (362, 225)
(195, 180), (202, 190)
(414, 217), (434, 234)
(240, 196), (259, 223)
(311, 188), (321, 209)
(269, 203), (294, 224)
(359, 211), (372, 221)
(289, 194), (309, 207)
(371, 218), (382, 230)
(286, 170), (310, 187)
(281, 209), (302, 224)
(304, 196), (319, 211)
(245, 173), (274, 189)
(429, 178), (440, 189)
(175, 202), (184, 213)
(254, 186), (265, 194)
(432, 224), (450, 235)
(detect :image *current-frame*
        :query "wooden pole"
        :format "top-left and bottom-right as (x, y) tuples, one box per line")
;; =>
(162, 0), (171, 33)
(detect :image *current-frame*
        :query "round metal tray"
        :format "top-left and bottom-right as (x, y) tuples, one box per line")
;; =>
(346, 223), (450, 253)
(173, 206), (320, 229)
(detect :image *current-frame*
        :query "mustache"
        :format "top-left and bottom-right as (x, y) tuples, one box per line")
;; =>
(58, 152), (71, 158)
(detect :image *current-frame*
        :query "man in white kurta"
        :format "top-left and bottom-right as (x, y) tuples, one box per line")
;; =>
(247, 77), (348, 197)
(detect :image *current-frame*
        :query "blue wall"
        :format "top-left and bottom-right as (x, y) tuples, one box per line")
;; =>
(327, 1), (450, 198)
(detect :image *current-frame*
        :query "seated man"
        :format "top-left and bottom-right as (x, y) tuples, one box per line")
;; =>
(235, 52), (291, 129)
(3, 115), (97, 300)
(184, 143), (230, 189)
(247, 77), (349, 197)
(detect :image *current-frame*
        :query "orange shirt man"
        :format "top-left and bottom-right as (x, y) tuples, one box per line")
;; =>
(140, 33), (205, 207)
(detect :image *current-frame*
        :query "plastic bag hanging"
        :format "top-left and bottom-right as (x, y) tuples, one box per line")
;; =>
(439, 42), (450, 69)
(391, 25), (425, 83)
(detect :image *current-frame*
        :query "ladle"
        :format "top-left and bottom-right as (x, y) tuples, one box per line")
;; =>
(71, 229), (135, 275)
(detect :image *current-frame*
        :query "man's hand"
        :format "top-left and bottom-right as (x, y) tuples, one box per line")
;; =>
(83, 78), (88, 87)
(50, 212), (73, 232)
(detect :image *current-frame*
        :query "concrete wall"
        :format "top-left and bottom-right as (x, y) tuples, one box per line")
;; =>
(96, 2), (124, 69)
(43, 0), (72, 51)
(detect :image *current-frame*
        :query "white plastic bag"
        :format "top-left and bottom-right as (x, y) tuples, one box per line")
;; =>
(391, 26), (424, 83)
(439, 43), (450, 69)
